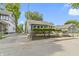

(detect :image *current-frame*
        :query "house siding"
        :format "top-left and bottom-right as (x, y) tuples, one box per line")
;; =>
(26, 20), (53, 33)
(0, 3), (15, 33)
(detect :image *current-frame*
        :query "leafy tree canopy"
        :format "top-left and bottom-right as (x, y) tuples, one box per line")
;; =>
(6, 3), (21, 32)
(71, 3), (79, 9)
(6, 3), (20, 21)
(69, 3), (79, 28)
(18, 24), (24, 33)
(64, 19), (79, 27)
(25, 11), (43, 21)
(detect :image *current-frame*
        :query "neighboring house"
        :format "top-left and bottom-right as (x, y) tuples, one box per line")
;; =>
(26, 20), (53, 33)
(55, 24), (77, 33)
(0, 3), (15, 33)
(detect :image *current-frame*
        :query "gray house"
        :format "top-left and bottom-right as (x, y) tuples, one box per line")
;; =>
(55, 24), (77, 33)
(26, 20), (53, 33)
(0, 3), (15, 33)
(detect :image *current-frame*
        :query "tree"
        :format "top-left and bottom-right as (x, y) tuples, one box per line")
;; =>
(5, 3), (21, 33)
(71, 3), (79, 9)
(70, 3), (79, 32)
(25, 21), (27, 33)
(64, 19), (79, 27)
(64, 19), (79, 33)
(25, 11), (43, 21)
(18, 24), (24, 33)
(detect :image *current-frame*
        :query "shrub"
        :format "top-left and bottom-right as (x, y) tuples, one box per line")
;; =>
(32, 28), (56, 37)
(32, 28), (62, 32)
(0, 32), (5, 39)
(32, 28), (54, 31)
(0, 32), (2, 39)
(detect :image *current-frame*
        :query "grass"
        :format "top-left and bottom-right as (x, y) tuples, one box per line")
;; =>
(0, 32), (6, 39)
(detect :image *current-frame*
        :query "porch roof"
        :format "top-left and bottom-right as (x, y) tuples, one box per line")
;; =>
(27, 20), (53, 26)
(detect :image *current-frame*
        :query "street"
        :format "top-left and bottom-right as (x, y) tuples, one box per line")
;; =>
(0, 34), (79, 56)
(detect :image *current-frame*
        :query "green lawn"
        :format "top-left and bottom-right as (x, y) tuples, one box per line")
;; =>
(0, 32), (6, 39)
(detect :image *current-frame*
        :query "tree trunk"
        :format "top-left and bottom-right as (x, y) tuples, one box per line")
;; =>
(15, 18), (18, 33)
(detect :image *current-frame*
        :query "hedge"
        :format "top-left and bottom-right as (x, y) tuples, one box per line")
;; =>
(32, 28), (62, 32)
(0, 32), (3, 39)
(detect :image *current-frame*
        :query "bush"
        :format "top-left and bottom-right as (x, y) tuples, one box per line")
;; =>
(32, 28), (62, 32)
(0, 32), (3, 39)
(0, 32), (5, 39)
(32, 28), (54, 31)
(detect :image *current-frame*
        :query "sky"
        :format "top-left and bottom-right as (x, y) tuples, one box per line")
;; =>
(18, 3), (79, 25)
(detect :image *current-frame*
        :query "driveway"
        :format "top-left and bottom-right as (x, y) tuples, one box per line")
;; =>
(0, 33), (29, 44)
(0, 36), (79, 56)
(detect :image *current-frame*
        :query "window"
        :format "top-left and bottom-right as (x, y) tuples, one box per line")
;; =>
(10, 14), (14, 17)
(33, 25), (36, 28)
(3, 15), (5, 20)
(37, 25), (40, 28)
(6, 16), (9, 21)
(1, 15), (2, 19)
(0, 15), (8, 20)
(31, 24), (36, 30)
(13, 27), (15, 30)
(41, 26), (43, 28)
(8, 24), (10, 26)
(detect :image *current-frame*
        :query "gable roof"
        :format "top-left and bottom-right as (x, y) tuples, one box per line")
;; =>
(55, 24), (76, 29)
(0, 10), (12, 16)
(27, 20), (53, 26)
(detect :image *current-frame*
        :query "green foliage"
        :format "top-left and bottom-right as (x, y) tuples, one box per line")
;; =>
(70, 3), (79, 28)
(24, 21), (27, 33)
(32, 28), (52, 37)
(64, 19), (79, 33)
(5, 3), (21, 32)
(31, 28), (62, 38)
(32, 28), (62, 32)
(0, 32), (5, 39)
(25, 11), (43, 21)
(32, 28), (52, 31)
(18, 24), (24, 33)
(71, 3), (79, 9)
(64, 19), (79, 27)
(65, 19), (78, 24)
(0, 32), (2, 39)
